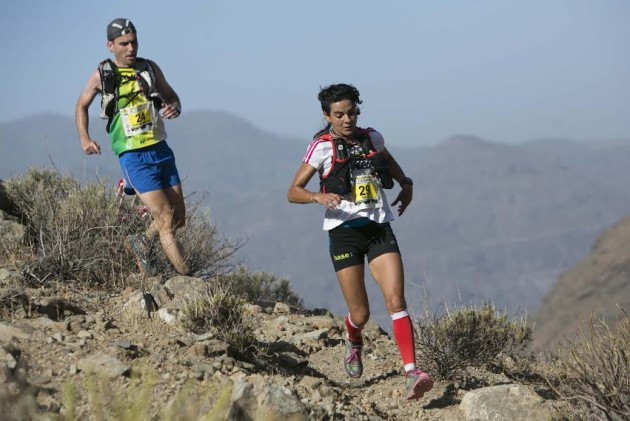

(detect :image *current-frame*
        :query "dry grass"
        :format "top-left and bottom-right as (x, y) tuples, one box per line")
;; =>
(56, 366), (233, 421)
(414, 302), (532, 379)
(0, 168), (242, 292)
(179, 281), (256, 354)
(214, 266), (303, 308)
(547, 310), (630, 421)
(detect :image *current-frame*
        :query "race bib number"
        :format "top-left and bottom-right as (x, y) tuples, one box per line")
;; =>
(120, 102), (157, 137)
(352, 173), (379, 207)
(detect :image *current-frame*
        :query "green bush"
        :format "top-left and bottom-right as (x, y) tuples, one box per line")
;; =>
(215, 266), (303, 307)
(548, 311), (630, 421)
(414, 302), (532, 379)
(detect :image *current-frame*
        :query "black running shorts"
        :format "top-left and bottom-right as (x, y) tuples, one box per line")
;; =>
(328, 220), (401, 272)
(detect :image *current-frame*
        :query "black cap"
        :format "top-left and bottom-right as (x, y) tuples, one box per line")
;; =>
(107, 18), (136, 41)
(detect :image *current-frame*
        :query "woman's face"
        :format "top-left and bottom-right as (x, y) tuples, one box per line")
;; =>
(324, 99), (358, 138)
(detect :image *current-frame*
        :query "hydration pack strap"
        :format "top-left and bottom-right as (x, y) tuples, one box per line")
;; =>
(98, 58), (159, 133)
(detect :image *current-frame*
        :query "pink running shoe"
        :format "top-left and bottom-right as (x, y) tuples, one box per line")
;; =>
(343, 337), (363, 378)
(405, 369), (434, 400)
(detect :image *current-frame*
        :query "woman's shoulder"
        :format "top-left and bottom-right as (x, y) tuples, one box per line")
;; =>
(307, 136), (333, 148)
(304, 136), (333, 162)
(359, 127), (385, 149)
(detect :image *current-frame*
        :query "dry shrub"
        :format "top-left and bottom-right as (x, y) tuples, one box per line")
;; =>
(3, 168), (145, 287)
(60, 366), (231, 421)
(215, 266), (303, 307)
(160, 197), (243, 279)
(180, 282), (255, 353)
(548, 311), (630, 421)
(414, 302), (532, 379)
(1, 168), (242, 292)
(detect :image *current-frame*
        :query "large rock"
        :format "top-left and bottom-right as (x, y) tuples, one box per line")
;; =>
(77, 352), (129, 380)
(460, 384), (552, 421)
(226, 373), (309, 420)
(0, 210), (25, 246)
(0, 180), (16, 216)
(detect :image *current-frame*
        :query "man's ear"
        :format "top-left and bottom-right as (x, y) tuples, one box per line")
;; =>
(107, 40), (114, 53)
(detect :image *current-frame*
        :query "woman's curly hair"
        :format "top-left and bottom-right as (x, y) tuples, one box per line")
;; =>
(317, 83), (363, 114)
(313, 83), (363, 139)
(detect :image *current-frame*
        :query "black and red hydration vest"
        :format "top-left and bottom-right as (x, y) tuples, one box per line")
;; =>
(318, 127), (393, 195)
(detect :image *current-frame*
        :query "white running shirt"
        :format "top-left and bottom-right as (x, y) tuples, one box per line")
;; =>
(302, 129), (395, 231)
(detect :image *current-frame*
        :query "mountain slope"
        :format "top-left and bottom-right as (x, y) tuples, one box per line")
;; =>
(3, 114), (630, 329)
(532, 214), (630, 351)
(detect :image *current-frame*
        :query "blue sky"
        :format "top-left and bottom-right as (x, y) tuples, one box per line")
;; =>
(1, 0), (629, 146)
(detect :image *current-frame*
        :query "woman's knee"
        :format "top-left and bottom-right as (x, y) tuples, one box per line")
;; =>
(385, 296), (407, 314)
(350, 309), (370, 327)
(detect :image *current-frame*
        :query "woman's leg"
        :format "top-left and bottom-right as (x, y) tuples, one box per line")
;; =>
(370, 252), (433, 399)
(336, 264), (370, 329)
(369, 252), (415, 369)
(336, 264), (369, 378)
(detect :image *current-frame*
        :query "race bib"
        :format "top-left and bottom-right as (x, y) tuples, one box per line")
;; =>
(120, 102), (158, 137)
(352, 172), (379, 207)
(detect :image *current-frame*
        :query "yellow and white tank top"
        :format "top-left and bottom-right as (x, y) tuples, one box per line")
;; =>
(108, 67), (166, 155)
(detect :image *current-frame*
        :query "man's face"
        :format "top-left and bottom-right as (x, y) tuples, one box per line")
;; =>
(107, 33), (138, 67)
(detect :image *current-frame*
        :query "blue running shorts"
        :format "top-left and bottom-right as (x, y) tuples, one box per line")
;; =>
(118, 141), (181, 194)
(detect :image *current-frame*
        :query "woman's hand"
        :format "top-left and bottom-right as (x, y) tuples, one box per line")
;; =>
(391, 185), (412, 216)
(313, 192), (343, 210)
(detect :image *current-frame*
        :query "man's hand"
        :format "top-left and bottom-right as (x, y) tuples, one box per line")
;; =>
(391, 186), (413, 216)
(82, 139), (101, 155)
(160, 103), (181, 120)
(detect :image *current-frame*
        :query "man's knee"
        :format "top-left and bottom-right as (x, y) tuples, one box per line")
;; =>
(174, 213), (186, 230)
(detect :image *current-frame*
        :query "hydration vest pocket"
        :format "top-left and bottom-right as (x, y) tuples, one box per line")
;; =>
(370, 154), (394, 189)
(375, 167), (393, 189)
(100, 93), (116, 120)
(321, 175), (350, 195)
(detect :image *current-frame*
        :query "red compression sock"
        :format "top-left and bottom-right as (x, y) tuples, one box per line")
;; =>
(391, 310), (416, 371)
(345, 314), (363, 344)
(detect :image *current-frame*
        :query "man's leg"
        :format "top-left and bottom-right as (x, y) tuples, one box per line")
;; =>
(138, 188), (189, 275)
(145, 184), (186, 240)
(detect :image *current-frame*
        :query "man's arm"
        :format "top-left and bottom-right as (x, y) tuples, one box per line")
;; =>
(75, 69), (102, 155)
(150, 60), (181, 120)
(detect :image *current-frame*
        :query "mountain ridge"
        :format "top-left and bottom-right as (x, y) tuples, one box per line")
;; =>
(2, 112), (630, 335)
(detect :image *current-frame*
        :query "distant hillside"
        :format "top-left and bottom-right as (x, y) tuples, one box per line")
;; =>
(399, 135), (630, 314)
(532, 214), (630, 351)
(3, 113), (630, 329)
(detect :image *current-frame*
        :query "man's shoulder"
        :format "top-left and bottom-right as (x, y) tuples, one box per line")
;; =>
(97, 57), (154, 68)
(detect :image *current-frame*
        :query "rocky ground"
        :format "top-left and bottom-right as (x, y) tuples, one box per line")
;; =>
(0, 271), (566, 420)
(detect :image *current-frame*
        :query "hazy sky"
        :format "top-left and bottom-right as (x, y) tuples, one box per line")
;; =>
(1, 0), (628, 146)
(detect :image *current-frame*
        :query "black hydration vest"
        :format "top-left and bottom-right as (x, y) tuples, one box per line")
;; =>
(98, 58), (162, 133)
(318, 128), (393, 196)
